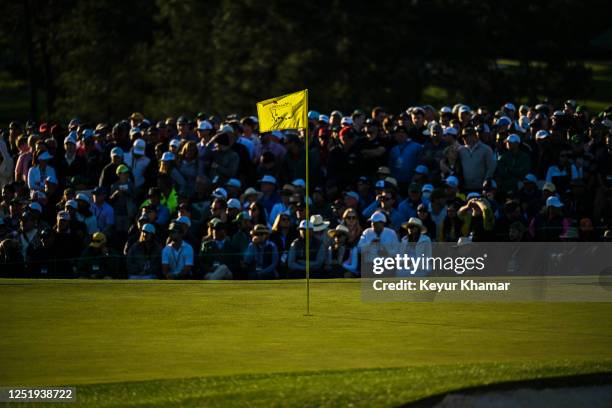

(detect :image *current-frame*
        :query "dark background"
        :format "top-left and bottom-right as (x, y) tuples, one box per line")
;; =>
(1, 0), (611, 123)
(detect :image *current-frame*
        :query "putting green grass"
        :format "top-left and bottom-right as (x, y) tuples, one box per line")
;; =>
(1, 279), (612, 407)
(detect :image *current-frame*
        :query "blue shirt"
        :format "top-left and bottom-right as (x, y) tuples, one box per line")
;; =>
(162, 241), (194, 277)
(388, 140), (422, 183)
(244, 240), (279, 279)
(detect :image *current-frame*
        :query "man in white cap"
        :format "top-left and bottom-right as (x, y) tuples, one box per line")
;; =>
(57, 132), (86, 186)
(287, 220), (326, 278)
(99, 147), (124, 191)
(496, 134), (531, 193)
(123, 138), (151, 191)
(358, 211), (398, 248)
(27, 151), (56, 192)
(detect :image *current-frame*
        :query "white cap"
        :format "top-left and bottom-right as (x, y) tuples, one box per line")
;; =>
(227, 198), (241, 210)
(445, 176), (459, 188)
(141, 223), (156, 234)
(299, 220), (312, 229)
(110, 147), (124, 157)
(369, 211), (387, 223)
(57, 210), (71, 221)
(467, 192), (481, 200)
(169, 139), (181, 148)
(226, 178), (242, 189)
(504, 102), (516, 111)
(546, 196), (564, 208)
(340, 117), (353, 126)
(524, 174), (538, 183)
(506, 134), (521, 143)
(535, 130), (550, 140)
(29, 202), (43, 212)
(212, 187), (227, 199)
(439, 106), (452, 114)
(175, 216), (192, 227)
(133, 139), (146, 155)
(38, 151), (53, 161)
(129, 127), (142, 136)
(458, 105), (471, 114)
(443, 127), (458, 136)
(258, 175), (277, 185)
(75, 193), (89, 203)
(65, 199), (78, 209)
(292, 179), (306, 188)
(161, 152), (175, 162)
(318, 115), (329, 124)
(197, 121), (213, 131)
(421, 184), (434, 193)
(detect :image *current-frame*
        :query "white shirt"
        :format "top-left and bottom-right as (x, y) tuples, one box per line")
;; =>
(27, 165), (56, 192)
(397, 234), (432, 277)
(358, 227), (399, 248)
(162, 241), (194, 277)
(123, 152), (151, 188)
(545, 164), (579, 183)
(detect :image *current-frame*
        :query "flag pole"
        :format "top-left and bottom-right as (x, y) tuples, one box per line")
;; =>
(304, 89), (311, 316)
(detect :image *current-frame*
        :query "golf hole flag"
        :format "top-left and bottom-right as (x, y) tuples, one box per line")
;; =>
(256, 90), (308, 132)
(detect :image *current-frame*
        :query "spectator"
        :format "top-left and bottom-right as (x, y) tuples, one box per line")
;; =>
(457, 127), (496, 191)
(198, 218), (233, 280)
(496, 134), (531, 193)
(388, 125), (422, 189)
(325, 224), (359, 278)
(161, 222), (194, 279)
(77, 232), (122, 278)
(125, 223), (162, 279)
(243, 224), (278, 279)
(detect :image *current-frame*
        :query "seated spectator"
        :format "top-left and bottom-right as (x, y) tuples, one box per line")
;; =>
(126, 223), (162, 279)
(198, 218), (233, 280)
(77, 232), (122, 278)
(243, 224), (278, 279)
(325, 224), (358, 278)
(288, 220), (325, 278)
(161, 222), (194, 279)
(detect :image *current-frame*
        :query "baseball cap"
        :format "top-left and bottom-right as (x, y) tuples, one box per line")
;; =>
(340, 117), (353, 126)
(28, 202), (42, 212)
(542, 182), (556, 193)
(227, 198), (241, 210)
(467, 192), (481, 200)
(439, 106), (452, 114)
(505, 134), (521, 143)
(368, 212), (387, 223)
(38, 151), (53, 161)
(496, 116), (512, 127)
(161, 152), (175, 162)
(258, 175), (277, 185)
(197, 121), (213, 131)
(65, 199), (78, 209)
(415, 165), (429, 175)
(292, 179), (305, 188)
(90, 232), (107, 248)
(76, 193), (90, 203)
(318, 115), (329, 124)
(443, 127), (458, 137)
(458, 105), (471, 114)
(344, 191), (359, 201)
(421, 184), (434, 193)
(535, 130), (550, 140)
(503, 102), (516, 111)
(110, 147), (124, 157)
(308, 111), (320, 121)
(226, 178), (241, 189)
(298, 220), (313, 230)
(92, 187), (106, 196)
(141, 223), (156, 234)
(546, 196), (564, 208)
(45, 175), (58, 184)
(175, 216), (192, 227)
(445, 176), (459, 188)
(116, 164), (130, 175)
(132, 139), (146, 155)
(169, 139), (181, 148)
(212, 187), (228, 199)
(524, 174), (538, 184)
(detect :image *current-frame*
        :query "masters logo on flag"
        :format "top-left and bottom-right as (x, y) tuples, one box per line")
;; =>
(256, 90), (308, 133)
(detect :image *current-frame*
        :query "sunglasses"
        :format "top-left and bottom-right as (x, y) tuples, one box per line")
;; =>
(345, 215), (358, 220)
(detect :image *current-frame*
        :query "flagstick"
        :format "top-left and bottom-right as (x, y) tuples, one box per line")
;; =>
(304, 90), (312, 316)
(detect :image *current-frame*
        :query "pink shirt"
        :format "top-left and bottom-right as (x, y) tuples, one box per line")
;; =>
(14, 151), (32, 183)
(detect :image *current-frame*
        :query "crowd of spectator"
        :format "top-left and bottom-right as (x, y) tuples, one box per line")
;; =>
(0, 100), (611, 279)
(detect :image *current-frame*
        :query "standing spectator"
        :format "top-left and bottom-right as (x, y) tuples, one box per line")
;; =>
(177, 141), (200, 196)
(209, 132), (239, 185)
(99, 147), (124, 191)
(388, 125), (422, 190)
(91, 187), (114, 236)
(109, 165), (136, 241)
(496, 134), (531, 194)
(14, 136), (32, 183)
(123, 139), (151, 193)
(457, 128), (496, 191)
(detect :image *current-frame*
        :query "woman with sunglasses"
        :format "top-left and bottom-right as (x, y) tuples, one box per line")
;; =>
(341, 208), (362, 248)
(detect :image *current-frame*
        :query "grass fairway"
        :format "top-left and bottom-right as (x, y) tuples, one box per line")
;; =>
(1, 279), (612, 407)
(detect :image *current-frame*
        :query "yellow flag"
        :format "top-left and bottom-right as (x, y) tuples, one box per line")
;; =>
(256, 90), (308, 132)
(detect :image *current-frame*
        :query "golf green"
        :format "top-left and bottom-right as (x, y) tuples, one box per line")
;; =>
(1, 279), (611, 407)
